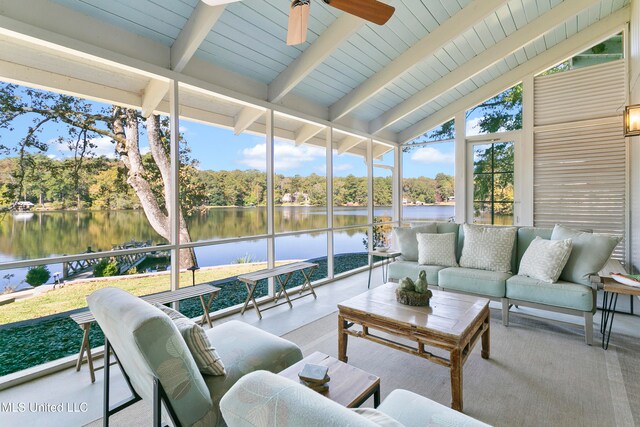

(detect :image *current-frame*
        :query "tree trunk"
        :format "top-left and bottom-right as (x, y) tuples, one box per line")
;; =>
(112, 107), (197, 270)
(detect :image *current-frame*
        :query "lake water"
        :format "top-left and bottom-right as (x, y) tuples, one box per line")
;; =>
(0, 205), (454, 290)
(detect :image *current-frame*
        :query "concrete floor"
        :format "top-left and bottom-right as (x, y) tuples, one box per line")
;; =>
(0, 267), (638, 427)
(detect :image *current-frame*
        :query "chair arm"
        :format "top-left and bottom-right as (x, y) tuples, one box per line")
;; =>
(220, 371), (376, 427)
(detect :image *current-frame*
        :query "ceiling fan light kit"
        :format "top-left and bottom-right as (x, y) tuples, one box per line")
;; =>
(287, 0), (395, 45)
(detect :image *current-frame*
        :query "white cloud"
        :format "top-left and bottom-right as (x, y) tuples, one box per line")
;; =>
(238, 141), (325, 171)
(333, 163), (353, 172)
(50, 136), (117, 159)
(466, 117), (482, 136)
(410, 146), (454, 165)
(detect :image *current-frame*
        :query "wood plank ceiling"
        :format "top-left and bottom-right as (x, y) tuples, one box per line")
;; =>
(32, 0), (633, 144)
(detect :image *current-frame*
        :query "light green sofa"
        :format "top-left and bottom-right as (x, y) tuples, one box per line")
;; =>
(87, 287), (303, 427)
(388, 224), (613, 345)
(220, 370), (490, 427)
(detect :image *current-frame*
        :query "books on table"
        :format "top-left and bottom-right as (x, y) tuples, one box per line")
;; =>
(610, 273), (640, 288)
(298, 363), (330, 392)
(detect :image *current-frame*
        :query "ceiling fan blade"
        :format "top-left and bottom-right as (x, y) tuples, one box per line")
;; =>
(287, 2), (310, 46)
(324, 0), (394, 25)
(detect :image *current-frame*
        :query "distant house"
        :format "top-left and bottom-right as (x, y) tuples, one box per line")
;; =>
(11, 201), (34, 212)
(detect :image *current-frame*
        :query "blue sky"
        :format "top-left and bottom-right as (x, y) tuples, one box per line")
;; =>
(0, 85), (454, 179)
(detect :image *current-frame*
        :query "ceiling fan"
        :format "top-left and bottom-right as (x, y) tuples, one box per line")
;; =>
(287, 0), (395, 46)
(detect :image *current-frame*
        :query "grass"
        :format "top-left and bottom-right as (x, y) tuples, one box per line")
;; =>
(0, 254), (368, 377)
(0, 262), (290, 325)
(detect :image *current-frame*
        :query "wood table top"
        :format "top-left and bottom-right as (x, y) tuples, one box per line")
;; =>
(602, 278), (640, 296)
(278, 351), (379, 408)
(338, 283), (490, 339)
(237, 261), (318, 284)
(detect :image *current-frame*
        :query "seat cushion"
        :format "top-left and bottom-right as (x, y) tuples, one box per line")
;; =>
(438, 267), (511, 298)
(506, 275), (594, 311)
(200, 320), (304, 426)
(394, 224), (437, 261)
(388, 261), (445, 285)
(378, 389), (490, 427)
(551, 224), (621, 286)
(87, 288), (212, 427)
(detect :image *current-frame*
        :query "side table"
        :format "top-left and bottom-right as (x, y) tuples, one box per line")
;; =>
(600, 279), (640, 349)
(367, 249), (401, 289)
(278, 351), (380, 408)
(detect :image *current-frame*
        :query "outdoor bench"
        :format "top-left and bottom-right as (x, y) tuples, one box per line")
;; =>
(69, 283), (220, 383)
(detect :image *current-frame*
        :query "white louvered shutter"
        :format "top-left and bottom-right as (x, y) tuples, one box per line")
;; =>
(533, 60), (626, 261)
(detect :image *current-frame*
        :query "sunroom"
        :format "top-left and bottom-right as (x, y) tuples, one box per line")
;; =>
(0, 0), (639, 426)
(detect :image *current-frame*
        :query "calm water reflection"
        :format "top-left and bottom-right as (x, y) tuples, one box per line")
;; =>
(0, 205), (455, 288)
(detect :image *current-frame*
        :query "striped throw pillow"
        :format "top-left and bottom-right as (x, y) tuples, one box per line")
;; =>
(154, 303), (226, 376)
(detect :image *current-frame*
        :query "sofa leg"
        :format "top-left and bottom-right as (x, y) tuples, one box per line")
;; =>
(501, 298), (509, 326)
(584, 312), (593, 346)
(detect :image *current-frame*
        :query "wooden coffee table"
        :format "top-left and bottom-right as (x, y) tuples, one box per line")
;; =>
(278, 351), (380, 408)
(337, 283), (490, 412)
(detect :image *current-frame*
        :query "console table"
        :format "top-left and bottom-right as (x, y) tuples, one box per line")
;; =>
(237, 261), (318, 319)
(367, 249), (401, 289)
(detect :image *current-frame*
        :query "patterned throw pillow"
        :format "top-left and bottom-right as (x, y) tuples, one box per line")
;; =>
(154, 303), (226, 376)
(393, 223), (437, 261)
(459, 224), (517, 273)
(416, 232), (458, 267)
(518, 236), (573, 283)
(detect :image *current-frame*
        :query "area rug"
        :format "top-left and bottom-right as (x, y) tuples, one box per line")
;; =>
(282, 310), (640, 427)
(86, 310), (639, 426)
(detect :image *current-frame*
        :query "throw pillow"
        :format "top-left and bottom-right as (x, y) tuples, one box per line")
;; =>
(393, 223), (437, 261)
(551, 224), (622, 286)
(351, 408), (404, 427)
(459, 224), (517, 273)
(154, 303), (226, 376)
(416, 232), (458, 267)
(518, 236), (573, 283)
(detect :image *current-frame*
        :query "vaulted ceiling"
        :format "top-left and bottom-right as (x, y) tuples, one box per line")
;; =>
(0, 0), (631, 148)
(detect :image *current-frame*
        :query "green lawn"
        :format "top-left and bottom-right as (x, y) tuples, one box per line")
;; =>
(0, 262), (284, 325)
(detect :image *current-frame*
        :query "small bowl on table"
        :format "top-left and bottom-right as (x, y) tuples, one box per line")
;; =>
(375, 246), (389, 253)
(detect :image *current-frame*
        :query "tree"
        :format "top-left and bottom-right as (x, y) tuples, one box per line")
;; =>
(0, 84), (202, 268)
(408, 83), (523, 145)
(25, 265), (51, 286)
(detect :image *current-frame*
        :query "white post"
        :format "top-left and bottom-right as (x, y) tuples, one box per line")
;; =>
(454, 112), (467, 224)
(326, 127), (334, 279)
(266, 109), (275, 295)
(393, 144), (401, 224)
(367, 139), (374, 263)
(169, 79), (180, 293)
(519, 74), (535, 226)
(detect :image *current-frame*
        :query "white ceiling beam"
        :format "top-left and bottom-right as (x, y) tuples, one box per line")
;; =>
(295, 123), (325, 146)
(268, 14), (364, 103)
(139, 2), (226, 118)
(328, 0), (508, 121)
(370, 0), (600, 134)
(398, 6), (630, 144)
(0, 59), (141, 108)
(337, 136), (367, 154)
(234, 106), (264, 135)
(171, 2), (225, 71)
(0, 0), (400, 147)
(141, 78), (170, 117)
(373, 144), (392, 160)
